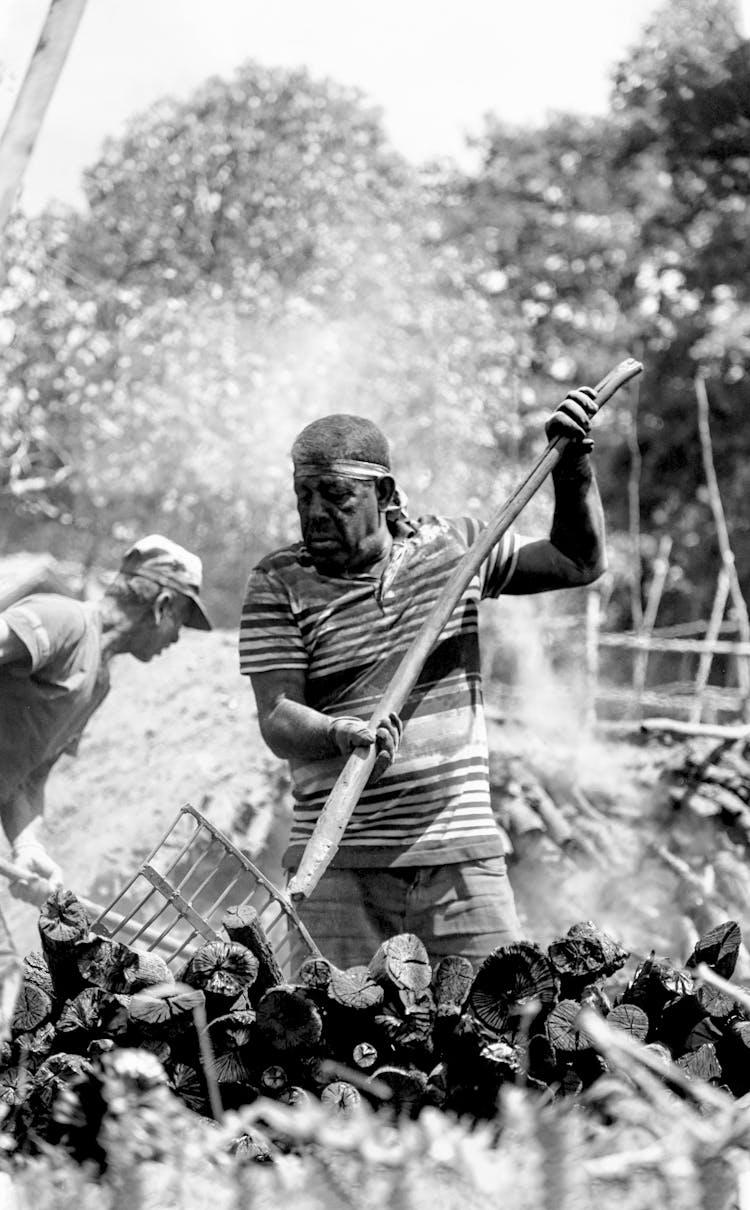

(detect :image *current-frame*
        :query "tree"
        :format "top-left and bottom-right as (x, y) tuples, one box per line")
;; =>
(1, 63), (529, 621)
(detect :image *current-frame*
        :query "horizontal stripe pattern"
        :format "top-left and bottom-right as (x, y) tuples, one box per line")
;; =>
(239, 514), (519, 863)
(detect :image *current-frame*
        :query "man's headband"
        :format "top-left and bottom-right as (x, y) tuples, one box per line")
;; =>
(293, 459), (391, 482)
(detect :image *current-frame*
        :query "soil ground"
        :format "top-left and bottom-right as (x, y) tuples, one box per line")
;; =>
(0, 628), (292, 957)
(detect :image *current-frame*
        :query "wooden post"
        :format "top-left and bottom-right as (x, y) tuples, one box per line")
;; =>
(627, 373), (644, 632)
(632, 535), (672, 717)
(690, 565), (731, 725)
(0, 0), (88, 239)
(694, 375), (750, 720)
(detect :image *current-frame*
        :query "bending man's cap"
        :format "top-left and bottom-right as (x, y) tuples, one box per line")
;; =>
(118, 534), (212, 630)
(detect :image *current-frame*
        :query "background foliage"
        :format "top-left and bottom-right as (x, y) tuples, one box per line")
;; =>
(1, 0), (749, 633)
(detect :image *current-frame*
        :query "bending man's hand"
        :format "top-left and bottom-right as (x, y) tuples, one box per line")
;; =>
(545, 386), (597, 450)
(10, 841), (64, 905)
(329, 712), (403, 783)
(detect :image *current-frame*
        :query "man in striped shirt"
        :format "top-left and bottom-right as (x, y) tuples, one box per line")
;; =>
(240, 392), (605, 966)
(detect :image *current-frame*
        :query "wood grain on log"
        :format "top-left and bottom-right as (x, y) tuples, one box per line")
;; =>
(685, 921), (742, 980)
(255, 986), (323, 1053)
(328, 964), (384, 1010)
(320, 1080), (361, 1113)
(11, 982), (52, 1034)
(368, 933), (432, 994)
(433, 955), (474, 1018)
(222, 905), (284, 995)
(470, 942), (556, 1035)
(181, 941), (259, 1001)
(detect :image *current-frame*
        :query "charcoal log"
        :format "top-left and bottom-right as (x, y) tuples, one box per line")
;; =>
(56, 988), (104, 1041)
(21, 953), (53, 997)
(255, 985), (322, 1054)
(368, 934), (432, 995)
(11, 981), (52, 1035)
(12, 1021), (56, 1072)
(127, 986), (205, 1038)
(222, 905), (284, 996)
(38, 890), (91, 1004)
(74, 937), (130, 992)
(369, 1066), (427, 1118)
(433, 955), (474, 1018)
(606, 1003), (649, 1042)
(180, 941), (259, 1006)
(469, 942), (556, 1037)
(328, 964), (384, 1011)
(320, 1080), (361, 1113)
(547, 921), (629, 994)
(352, 1041), (378, 1070)
(620, 953), (694, 1023)
(167, 1062), (208, 1114)
(546, 1000), (591, 1055)
(0, 1065), (29, 1108)
(120, 949), (173, 991)
(676, 1042), (722, 1083)
(685, 921), (742, 980)
(261, 1064), (289, 1093)
(296, 957), (334, 993)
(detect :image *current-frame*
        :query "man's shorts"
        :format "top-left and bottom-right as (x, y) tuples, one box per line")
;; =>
(294, 856), (521, 970)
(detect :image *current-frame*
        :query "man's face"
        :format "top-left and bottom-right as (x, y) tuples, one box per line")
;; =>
(294, 473), (384, 572)
(129, 592), (192, 662)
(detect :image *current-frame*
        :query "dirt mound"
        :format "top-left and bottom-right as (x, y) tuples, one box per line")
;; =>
(0, 629), (291, 956)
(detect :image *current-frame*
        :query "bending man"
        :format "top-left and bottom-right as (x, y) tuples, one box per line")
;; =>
(240, 393), (604, 967)
(0, 534), (212, 901)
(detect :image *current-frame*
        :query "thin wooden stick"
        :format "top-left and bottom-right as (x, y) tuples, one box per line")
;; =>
(691, 567), (732, 724)
(640, 718), (750, 740)
(0, 0), (88, 240)
(633, 535), (673, 714)
(289, 359), (643, 900)
(599, 636), (750, 656)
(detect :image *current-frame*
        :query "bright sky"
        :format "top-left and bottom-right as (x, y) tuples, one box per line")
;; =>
(3, 0), (750, 212)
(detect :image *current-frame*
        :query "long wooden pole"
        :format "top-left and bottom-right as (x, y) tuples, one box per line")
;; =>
(289, 357), (643, 900)
(695, 374), (750, 718)
(0, 0), (88, 238)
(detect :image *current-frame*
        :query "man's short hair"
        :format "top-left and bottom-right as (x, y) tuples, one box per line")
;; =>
(291, 414), (391, 471)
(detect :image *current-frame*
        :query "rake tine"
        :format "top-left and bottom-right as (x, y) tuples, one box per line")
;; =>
(202, 873), (251, 924)
(96, 803), (320, 973)
(103, 882), (163, 936)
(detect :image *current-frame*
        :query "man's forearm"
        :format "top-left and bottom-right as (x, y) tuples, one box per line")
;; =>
(259, 698), (340, 762)
(549, 452), (606, 579)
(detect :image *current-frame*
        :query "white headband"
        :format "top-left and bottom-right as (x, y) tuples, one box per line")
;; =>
(293, 459), (391, 481)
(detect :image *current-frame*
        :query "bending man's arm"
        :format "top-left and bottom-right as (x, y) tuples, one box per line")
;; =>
(0, 615), (63, 895)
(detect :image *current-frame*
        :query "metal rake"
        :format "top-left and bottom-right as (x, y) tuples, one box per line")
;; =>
(90, 802), (321, 978)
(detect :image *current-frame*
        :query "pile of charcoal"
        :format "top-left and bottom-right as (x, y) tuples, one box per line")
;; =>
(664, 735), (750, 838)
(1, 887), (748, 1164)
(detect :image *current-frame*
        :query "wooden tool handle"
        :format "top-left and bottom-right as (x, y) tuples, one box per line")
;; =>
(288, 357), (643, 900)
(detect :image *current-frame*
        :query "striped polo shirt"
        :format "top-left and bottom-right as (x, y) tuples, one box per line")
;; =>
(239, 515), (520, 869)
